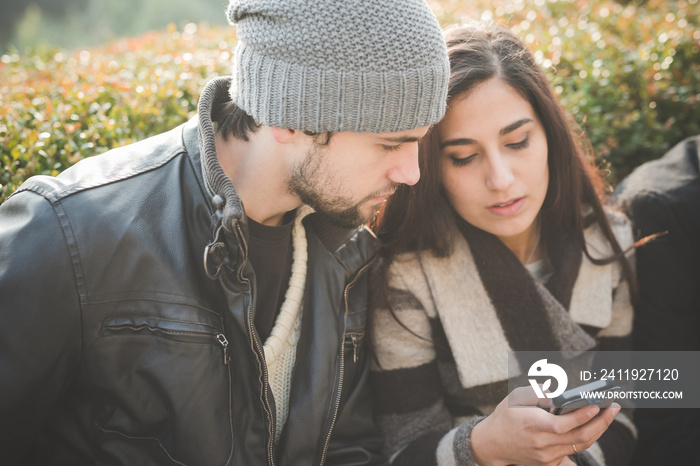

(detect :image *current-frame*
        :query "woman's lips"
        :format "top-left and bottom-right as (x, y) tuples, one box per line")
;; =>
(487, 197), (524, 217)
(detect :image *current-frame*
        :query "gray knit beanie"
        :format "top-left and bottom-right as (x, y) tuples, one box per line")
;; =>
(226, 0), (449, 133)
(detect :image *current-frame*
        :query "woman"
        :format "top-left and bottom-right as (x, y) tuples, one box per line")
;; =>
(370, 22), (636, 466)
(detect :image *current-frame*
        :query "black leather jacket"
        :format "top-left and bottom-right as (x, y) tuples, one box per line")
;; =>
(614, 135), (700, 466)
(0, 77), (386, 465)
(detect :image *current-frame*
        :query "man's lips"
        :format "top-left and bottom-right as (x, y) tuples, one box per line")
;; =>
(372, 189), (396, 202)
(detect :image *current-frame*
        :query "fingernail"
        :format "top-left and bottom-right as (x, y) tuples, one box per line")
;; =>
(587, 405), (600, 417)
(611, 403), (621, 415)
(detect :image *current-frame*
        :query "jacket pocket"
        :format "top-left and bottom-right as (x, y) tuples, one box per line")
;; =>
(92, 314), (234, 466)
(102, 316), (227, 350)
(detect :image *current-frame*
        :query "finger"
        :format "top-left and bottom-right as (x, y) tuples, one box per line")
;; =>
(525, 443), (579, 466)
(569, 403), (620, 447)
(509, 385), (549, 407)
(540, 450), (577, 466)
(538, 396), (554, 410)
(549, 404), (601, 433)
(550, 442), (584, 463)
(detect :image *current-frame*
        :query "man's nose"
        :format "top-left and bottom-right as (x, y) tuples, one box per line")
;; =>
(388, 143), (421, 186)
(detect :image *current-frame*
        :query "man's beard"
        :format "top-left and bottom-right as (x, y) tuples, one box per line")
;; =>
(288, 145), (393, 229)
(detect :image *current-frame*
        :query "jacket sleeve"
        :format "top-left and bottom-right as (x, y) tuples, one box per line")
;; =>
(0, 190), (82, 463)
(369, 264), (484, 466)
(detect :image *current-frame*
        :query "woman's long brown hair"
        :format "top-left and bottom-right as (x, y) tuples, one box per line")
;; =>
(372, 22), (637, 310)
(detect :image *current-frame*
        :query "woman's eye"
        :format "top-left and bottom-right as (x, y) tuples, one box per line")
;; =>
(507, 136), (530, 150)
(450, 154), (476, 167)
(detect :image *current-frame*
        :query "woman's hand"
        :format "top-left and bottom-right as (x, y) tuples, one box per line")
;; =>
(470, 386), (620, 466)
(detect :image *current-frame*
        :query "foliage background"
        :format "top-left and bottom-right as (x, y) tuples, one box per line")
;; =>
(0, 0), (228, 52)
(1, 0), (699, 203)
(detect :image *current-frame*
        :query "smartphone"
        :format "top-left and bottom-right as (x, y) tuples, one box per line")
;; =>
(552, 379), (620, 415)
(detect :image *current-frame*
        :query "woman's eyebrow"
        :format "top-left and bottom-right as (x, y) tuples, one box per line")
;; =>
(440, 118), (534, 149)
(440, 137), (476, 149)
(499, 118), (533, 136)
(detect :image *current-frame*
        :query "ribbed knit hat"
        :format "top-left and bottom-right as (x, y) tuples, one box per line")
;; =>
(226, 0), (449, 133)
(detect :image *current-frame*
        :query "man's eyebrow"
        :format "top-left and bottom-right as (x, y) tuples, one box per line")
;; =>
(499, 118), (533, 136)
(377, 135), (421, 144)
(440, 118), (534, 149)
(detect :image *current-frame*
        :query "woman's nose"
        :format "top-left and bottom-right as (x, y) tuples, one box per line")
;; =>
(485, 153), (515, 191)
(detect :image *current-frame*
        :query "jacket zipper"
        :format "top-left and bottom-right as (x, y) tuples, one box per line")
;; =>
(217, 332), (235, 465)
(236, 222), (277, 466)
(216, 333), (230, 364)
(319, 257), (376, 465)
(349, 334), (359, 363)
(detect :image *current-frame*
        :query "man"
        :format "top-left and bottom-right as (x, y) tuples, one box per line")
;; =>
(0, 0), (449, 464)
(613, 135), (700, 465)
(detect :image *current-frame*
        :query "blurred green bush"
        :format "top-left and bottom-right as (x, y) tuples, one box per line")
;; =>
(1, 24), (230, 202)
(432, 0), (700, 184)
(1, 0), (699, 203)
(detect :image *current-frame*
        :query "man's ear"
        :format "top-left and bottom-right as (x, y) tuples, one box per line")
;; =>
(269, 126), (302, 144)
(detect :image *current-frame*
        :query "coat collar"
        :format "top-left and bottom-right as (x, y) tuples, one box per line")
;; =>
(197, 76), (245, 232)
